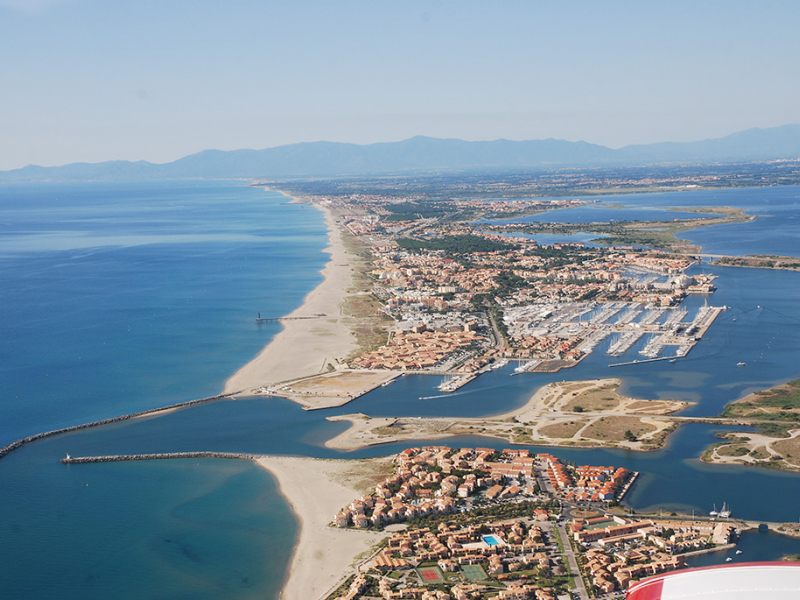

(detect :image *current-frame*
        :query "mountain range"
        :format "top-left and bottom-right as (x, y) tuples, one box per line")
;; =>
(3, 124), (800, 182)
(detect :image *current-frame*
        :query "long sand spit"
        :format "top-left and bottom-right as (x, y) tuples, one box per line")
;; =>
(224, 197), (360, 408)
(256, 456), (390, 600)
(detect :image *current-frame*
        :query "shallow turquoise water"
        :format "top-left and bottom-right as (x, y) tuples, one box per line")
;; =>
(0, 450), (296, 600)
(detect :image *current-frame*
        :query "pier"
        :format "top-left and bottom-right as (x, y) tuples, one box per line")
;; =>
(609, 355), (680, 367)
(437, 373), (477, 392)
(256, 313), (325, 323)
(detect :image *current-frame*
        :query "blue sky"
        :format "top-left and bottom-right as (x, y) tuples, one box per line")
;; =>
(1, 0), (799, 170)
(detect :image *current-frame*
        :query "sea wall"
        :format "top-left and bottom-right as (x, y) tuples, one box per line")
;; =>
(0, 391), (242, 461)
(61, 452), (258, 464)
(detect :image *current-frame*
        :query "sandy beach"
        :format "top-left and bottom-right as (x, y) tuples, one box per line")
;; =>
(224, 196), (362, 406)
(256, 456), (391, 600)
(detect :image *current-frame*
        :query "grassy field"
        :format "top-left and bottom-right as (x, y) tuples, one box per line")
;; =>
(581, 416), (657, 442)
(562, 383), (620, 412)
(722, 378), (800, 421)
(539, 420), (588, 439)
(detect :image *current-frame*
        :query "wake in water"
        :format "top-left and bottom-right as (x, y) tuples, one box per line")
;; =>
(418, 389), (475, 400)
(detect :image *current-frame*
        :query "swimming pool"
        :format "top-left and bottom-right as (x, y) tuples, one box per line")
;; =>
(482, 535), (501, 546)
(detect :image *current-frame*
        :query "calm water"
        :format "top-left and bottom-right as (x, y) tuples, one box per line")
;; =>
(1, 181), (321, 598)
(504, 206), (718, 224)
(0, 181), (326, 443)
(3, 182), (800, 598)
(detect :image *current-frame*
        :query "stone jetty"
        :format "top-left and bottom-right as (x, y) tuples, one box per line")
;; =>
(0, 390), (244, 461)
(61, 451), (259, 464)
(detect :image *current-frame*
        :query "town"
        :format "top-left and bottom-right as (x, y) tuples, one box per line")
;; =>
(328, 447), (738, 600)
(321, 193), (723, 382)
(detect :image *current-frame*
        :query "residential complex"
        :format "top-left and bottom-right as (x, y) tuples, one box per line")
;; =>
(328, 447), (737, 600)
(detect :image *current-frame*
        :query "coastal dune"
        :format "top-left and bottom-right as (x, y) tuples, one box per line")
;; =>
(256, 456), (390, 600)
(224, 199), (360, 400)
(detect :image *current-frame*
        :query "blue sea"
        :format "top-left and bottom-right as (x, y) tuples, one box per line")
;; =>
(2, 182), (800, 598)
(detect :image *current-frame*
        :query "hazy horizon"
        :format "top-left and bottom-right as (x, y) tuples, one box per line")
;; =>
(4, 124), (800, 174)
(2, 1), (799, 170)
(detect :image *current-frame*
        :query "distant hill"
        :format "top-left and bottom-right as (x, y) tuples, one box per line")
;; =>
(2, 125), (800, 182)
(619, 125), (800, 163)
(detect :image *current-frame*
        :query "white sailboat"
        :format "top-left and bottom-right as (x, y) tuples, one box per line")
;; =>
(719, 502), (732, 518)
(710, 504), (718, 517)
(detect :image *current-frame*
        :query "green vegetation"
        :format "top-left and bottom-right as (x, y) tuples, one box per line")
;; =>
(721, 379), (800, 440)
(723, 378), (800, 418)
(272, 160), (800, 202)
(383, 201), (454, 221)
(716, 444), (750, 457)
(750, 447), (772, 460)
(757, 423), (794, 438)
(783, 554), (800, 562)
(324, 575), (355, 600)
(494, 270), (527, 297)
(398, 234), (514, 254)
(484, 208), (752, 254)
(715, 255), (800, 271)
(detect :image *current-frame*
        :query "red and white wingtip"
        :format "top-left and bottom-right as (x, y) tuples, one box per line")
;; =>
(627, 563), (800, 600)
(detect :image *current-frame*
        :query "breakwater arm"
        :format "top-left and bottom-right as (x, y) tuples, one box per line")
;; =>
(0, 390), (245, 461)
(61, 452), (259, 464)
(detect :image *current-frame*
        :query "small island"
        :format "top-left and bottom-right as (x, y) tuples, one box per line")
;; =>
(703, 379), (800, 472)
(327, 378), (688, 452)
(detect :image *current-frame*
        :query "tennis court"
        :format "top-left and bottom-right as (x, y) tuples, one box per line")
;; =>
(416, 566), (445, 584)
(461, 564), (487, 581)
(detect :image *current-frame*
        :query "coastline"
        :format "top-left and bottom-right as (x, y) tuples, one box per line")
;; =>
(223, 194), (361, 404)
(231, 191), (392, 600)
(255, 456), (390, 600)
(4, 180), (800, 596)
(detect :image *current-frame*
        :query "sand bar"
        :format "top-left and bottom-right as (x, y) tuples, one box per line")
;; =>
(224, 197), (362, 406)
(256, 456), (391, 600)
(325, 378), (688, 451)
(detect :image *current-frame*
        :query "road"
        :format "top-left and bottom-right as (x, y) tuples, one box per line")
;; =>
(487, 310), (507, 350)
(556, 521), (589, 600)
